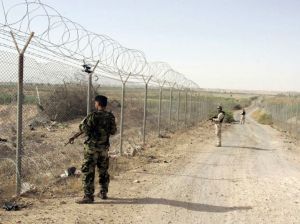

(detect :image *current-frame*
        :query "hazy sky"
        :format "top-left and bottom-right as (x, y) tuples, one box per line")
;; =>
(6, 0), (300, 91)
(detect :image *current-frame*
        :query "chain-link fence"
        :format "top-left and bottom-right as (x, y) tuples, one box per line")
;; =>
(261, 95), (300, 140)
(0, 0), (253, 202)
(0, 48), (226, 201)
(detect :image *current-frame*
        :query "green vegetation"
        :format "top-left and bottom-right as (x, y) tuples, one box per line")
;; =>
(206, 95), (251, 111)
(0, 93), (15, 104)
(41, 86), (88, 121)
(0, 83), (255, 124)
(252, 109), (273, 125)
(224, 110), (235, 123)
(0, 93), (36, 104)
(260, 95), (299, 138)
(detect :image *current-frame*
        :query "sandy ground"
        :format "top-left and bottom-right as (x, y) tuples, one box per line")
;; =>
(1, 111), (300, 224)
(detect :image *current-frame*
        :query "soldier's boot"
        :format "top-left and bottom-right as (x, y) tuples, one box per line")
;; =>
(98, 190), (108, 200)
(76, 195), (94, 204)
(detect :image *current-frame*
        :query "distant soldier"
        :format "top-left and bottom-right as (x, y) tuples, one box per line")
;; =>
(240, 109), (246, 125)
(212, 106), (225, 147)
(68, 95), (117, 204)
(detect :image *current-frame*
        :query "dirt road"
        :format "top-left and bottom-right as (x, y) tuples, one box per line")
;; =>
(1, 112), (300, 224)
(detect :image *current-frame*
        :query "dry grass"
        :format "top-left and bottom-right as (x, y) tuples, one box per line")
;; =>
(252, 109), (273, 125)
(0, 87), (253, 204)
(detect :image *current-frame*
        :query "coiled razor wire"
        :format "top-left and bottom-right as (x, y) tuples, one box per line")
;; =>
(0, 0), (199, 88)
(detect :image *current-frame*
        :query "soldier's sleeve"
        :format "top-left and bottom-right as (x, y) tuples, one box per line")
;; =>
(79, 113), (94, 135)
(109, 112), (117, 135)
(218, 113), (225, 121)
(212, 114), (218, 122)
(213, 113), (224, 123)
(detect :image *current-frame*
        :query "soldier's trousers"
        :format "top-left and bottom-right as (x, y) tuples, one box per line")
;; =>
(215, 124), (222, 146)
(81, 147), (110, 196)
(240, 115), (246, 124)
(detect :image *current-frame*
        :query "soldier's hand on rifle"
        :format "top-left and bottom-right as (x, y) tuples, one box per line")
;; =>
(65, 137), (75, 146)
(65, 131), (83, 146)
(69, 137), (75, 144)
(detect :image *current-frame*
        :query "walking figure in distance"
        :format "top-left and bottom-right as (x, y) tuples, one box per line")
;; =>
(240, 108), (246, 125)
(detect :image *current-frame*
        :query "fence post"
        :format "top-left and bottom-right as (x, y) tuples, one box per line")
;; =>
(16, 52), (24, 196)
(142, 82), (148, 145)
(119, 82), (126, 155)
(285, 101), (289, 133)
(184, 90), (187, 127)
(86, 61), (99, 115)
(35, 86), (41, 105)
(296, 101), (299, 140)
(87, 74), (92, 114)
(177, 89), (181, 128)
(168, 87), (173, 127)
(290, 96), (293, 135)
(10, 31), (34, 196)
(197, 93), (201, 122)
(189, 90), (192, 125)
(158, 86), (163, 137)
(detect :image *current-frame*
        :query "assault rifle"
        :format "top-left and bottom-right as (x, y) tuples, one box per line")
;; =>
(208, 116), (217, 121)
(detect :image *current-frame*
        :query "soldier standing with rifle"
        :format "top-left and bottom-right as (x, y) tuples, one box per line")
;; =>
(66, 95), (117, 204)
(240, 108), (246, 125)
(209, 106), (225, 147)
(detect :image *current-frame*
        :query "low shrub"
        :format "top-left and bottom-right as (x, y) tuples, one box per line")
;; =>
(207, 110), (235, 123)
(232, 104), (242, 110)
(41, 85), (89, 122)
(224, 110), (235, 123)
(252, 109), (273, 125)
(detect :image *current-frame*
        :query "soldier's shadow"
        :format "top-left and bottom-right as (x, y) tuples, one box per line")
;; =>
(94, 197), (252, 213)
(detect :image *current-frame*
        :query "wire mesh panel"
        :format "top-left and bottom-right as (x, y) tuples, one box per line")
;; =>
(263, 96), (300, 140)
(121, 84), (144, 150)
(0, 50), (18, 200)
(160, 87), (171, 132)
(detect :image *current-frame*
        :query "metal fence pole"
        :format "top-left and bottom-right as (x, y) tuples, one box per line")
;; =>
(276, 103), (280, 128)
(290, 96), (294, 135)
(293, 97), (297, 137)
(87, 74), (92, 114)
(285, 101), (289, 133)
(10, 31), (34, 196)
(16, 52), (24, 195)
(296, 101), (299, 140)
(189, 91), (192, 125)
(177, 89), (181, 128)
(168, 87), (173, 127)
(158, 86), (163, 137)
(119, 82), (126, 155)
(184, 90), (187, 127)
(86, 61), (99, 115)
(197, 93), (200, 120)
(142, 83), (148, 144)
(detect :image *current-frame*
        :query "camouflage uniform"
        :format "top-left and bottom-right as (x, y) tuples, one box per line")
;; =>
(240, 110), (246, 125)
(213, 111), (225, 147)
(79, 110), (117, 197)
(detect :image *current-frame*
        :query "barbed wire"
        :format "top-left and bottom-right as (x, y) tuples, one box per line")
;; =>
(0, 1), (205, 196)
(0, 0), (199, 89)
